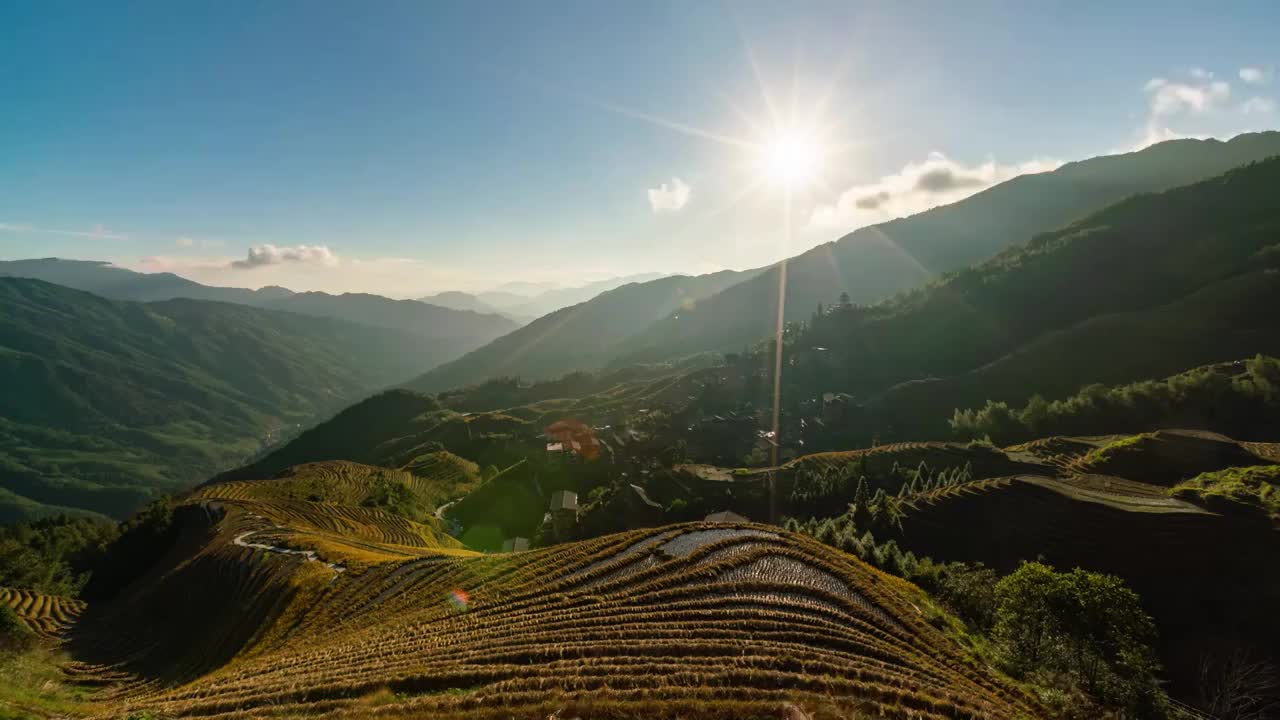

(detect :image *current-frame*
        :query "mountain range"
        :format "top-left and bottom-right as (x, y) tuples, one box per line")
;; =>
(419, 271), (669, 322)
(5, 134), (1280, 524)
(404, 132), (1280, 392)
(0, 258), (518, 365)
(406, 269), (763, 393)
(0, 278), (482, 521)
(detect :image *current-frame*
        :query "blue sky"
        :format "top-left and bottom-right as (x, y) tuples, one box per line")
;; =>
(2, 1), (1277, 295)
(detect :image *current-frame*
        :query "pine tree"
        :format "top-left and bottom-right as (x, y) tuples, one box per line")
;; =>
(851, 477), (871, 529)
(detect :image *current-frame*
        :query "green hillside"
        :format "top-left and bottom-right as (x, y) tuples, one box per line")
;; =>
(771, 155), (1280, 442)
(0, 258), (518, 369)
(405, 269), (762, 393)
(261, 291), (517, 348)
(0, 279), (463, 520)
(613, 131), (1280, 366)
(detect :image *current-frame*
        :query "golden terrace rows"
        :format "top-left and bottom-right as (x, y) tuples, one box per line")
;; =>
(0, 586), (85, 637)
(70, 487), (1042, 720)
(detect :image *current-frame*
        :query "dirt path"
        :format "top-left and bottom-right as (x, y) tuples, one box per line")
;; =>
(233, 530), (346, 575)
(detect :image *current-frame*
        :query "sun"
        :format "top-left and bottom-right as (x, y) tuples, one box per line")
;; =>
(758, 131), (823, 187)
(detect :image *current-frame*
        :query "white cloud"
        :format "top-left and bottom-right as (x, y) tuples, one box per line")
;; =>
(1241, 97), (1277, 115)
(809, 153), (1061, 231)
(0, 222), (127, 240)
(1239, 66), (1271, 85)
(175, 236), (195, 248)
(1144, 76), (1231, 117)
(229, 244), (340, 270)
(126, 253), (500, 297)
(647, 177), (691, 213)
(1128, 71), (1245, 150)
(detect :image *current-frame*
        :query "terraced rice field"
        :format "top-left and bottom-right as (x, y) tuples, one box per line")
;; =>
(197, 458), (476, 509)
(1003, 435), (1120, 474)
(883, 464), (1280, 699)
(781, 441), (1032, 481)
(905, 474), (1211, 515)
(70, 483), (1042, 719)
(0, 586), (85, 637)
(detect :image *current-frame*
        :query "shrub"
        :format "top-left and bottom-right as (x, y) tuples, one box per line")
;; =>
(363, 473), (430, 522)
(994, 562), (1165, 715)
(0, 604), (32, 653)
(82, 498), (179, 602)
(950, 355), (1280, 444)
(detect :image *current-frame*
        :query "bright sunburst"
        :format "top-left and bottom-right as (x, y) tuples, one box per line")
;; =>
(758, 132), (824, 187)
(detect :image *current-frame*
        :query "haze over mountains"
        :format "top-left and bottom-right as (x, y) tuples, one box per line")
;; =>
(420, 271), (669, 323)
(5, 134), (1280, 527)
(0, 278), (475, 521)
(5, 137), (1280, 718)
(410, 132), (1280, 392)
(406, 269), (764, 393)
(0, 258), (518, 353)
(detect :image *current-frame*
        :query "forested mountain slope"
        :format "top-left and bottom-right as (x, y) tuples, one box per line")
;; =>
(778, 155), (1280, 440)
(405, 269), (763, 393)
(0, 258), (518, 369)
(260, 291), (516, 349)
(0, 279), (461, 521)
(0, 258), (290, 304)
(612, 132), (1280, 366)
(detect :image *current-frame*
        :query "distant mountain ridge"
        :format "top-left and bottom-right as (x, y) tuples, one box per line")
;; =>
(0, 258), (518, 363)
(416, 290), (510, 318)
(421, 272), (670, 322)
(611, 132), (1280, 366)
(0, 277), (463, 521)
(782, 153), (1280, 440)
(402, 132), (1280, 394)
(406, 269), (763, 393)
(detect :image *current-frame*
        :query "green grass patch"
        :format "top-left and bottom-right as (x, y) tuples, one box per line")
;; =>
(1171, 464), (1280, 517)
(0, 644), (94, 719)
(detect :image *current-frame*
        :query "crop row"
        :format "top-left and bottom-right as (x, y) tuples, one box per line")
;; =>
(0, 585), (85, 636)
(80, 510), (1039, 719)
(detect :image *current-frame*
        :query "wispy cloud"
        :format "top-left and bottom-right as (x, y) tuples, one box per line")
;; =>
(809, 153), (1061, 231)
(1131, 68), (1277, 149)
(1144, 76), (1231, 116)
(0, 222), (128, 240)
(1239, 66), (1271, 86)
(647, 177), (691, 213)
(1241, 97), (1277, 115)
(174, 235), (226, 250)
(229, 244), (340, 270)
(128, 253), (496, 297)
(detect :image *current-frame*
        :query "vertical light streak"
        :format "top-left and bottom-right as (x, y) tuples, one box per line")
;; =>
(768, 187), (791, 523)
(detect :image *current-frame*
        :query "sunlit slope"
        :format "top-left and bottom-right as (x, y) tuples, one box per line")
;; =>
(79, 509), (1040, 720)
(406, 269), (761, 393)
(0, 586), (85, 638)
(191, 464), (469, 553)
(612, 132), (1280, 367)
(198, 458), (479, 511)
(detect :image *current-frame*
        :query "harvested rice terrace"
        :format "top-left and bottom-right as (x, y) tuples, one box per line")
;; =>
(84, 508), (1041, 720)
(0, 586), (84, 637)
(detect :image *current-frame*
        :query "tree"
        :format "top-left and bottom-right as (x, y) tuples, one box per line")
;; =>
(850, 477), (871, 529)
(838, 291), (851, 307)
(994, 562), (1163, 713)
(1196, 645), (1280, 720)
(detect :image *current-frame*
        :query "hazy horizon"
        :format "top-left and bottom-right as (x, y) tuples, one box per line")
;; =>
(3, 1), (1278, 295)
